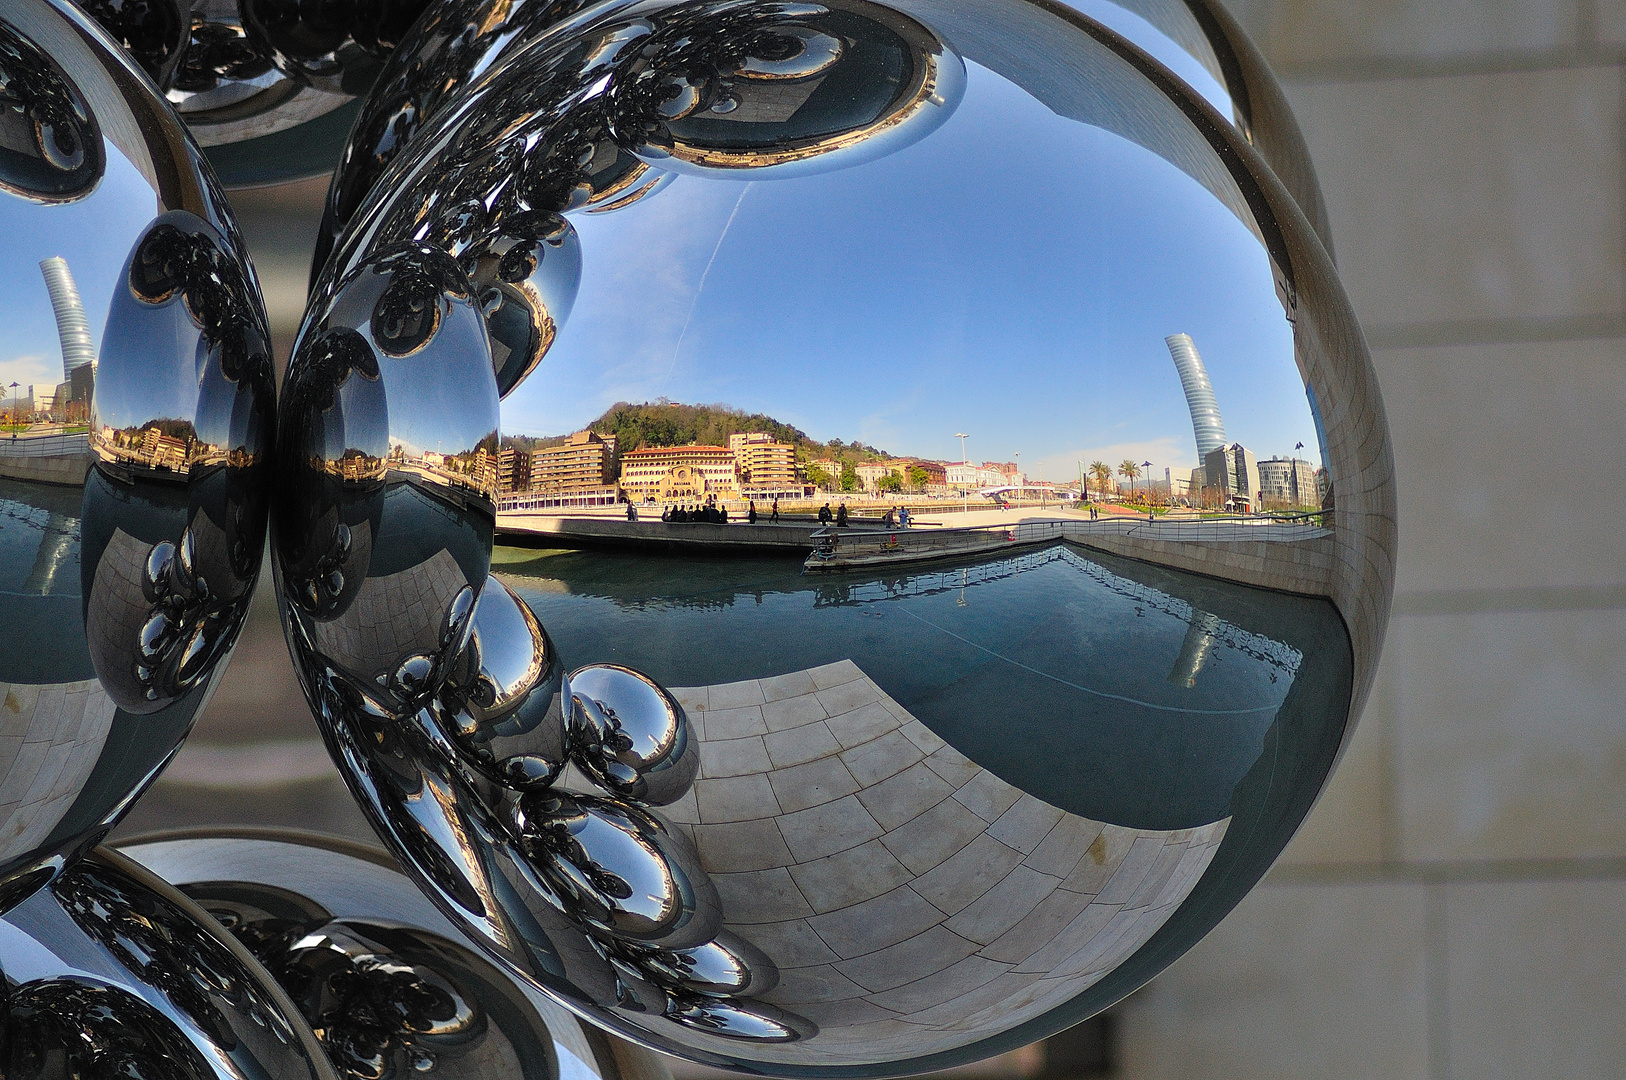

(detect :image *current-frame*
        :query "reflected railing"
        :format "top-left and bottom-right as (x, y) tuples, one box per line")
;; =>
(807, 510), (1331, 568)
(0, 432), (91, 458)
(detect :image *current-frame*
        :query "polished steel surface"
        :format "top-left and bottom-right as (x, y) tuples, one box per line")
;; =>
(273, 0), (1395, 1072)
(308, 0), (1331, 298)
(569, 664), (698, 805)
(0, 846), (336, 1080)
(0, 0), (270, 910)
(120, 828), (670, 1080)
(2, 0), (1386, 1072)
(77, 0), (432, 185)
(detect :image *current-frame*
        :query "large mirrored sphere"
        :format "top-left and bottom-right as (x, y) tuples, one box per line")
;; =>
(0, 0), (272, 909)
(120, 829), (676, 1080)
(284, 0), (1395, 1072)
(0, 847), (334, 1080)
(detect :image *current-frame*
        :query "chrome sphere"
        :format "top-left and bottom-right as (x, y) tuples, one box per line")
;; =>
(0, 847), (335, 1080)
(0, 0), (271, 909)
(281, 0), (1394, 1072)
(77, 0), (432, 186)
(119, 829), (674, 1080)
(569, 663), (698, 805)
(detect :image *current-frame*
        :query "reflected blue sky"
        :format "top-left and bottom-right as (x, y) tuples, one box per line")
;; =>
(0, 149), (158, 401)
(504, 59), (1320, 482)
(1070, 0), (1233, 115)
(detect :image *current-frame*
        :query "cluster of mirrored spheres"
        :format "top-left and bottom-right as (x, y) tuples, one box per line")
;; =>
(0, 0), (1393, 1076)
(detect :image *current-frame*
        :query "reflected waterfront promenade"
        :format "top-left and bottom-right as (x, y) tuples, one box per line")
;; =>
(490, 538), (1351, 1058)
(497, 504), (1335, 599)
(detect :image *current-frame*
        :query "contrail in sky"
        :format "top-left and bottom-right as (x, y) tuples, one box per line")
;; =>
(660, 182), (752, 397)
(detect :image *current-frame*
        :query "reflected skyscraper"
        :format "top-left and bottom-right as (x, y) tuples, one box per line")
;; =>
(40, 256), (96, 381)
(1166, 333), (1227, 459)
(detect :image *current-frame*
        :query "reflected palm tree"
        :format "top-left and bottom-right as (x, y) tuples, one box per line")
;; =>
(1088, 460), (1111, 496)
(1117, 459), (1140, 493)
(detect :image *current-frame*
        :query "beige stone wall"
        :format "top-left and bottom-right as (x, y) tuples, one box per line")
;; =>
(1112, 3), (1626, 1076)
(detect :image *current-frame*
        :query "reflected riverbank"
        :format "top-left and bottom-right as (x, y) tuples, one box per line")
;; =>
(494, 541), (1351, 834)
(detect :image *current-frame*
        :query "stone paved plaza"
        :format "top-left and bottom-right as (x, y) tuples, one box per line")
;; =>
(658, 661), (1225, 1064)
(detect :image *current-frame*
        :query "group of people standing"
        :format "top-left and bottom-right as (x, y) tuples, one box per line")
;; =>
(814, 503), (911, 528)
(658, 498), (782, 524)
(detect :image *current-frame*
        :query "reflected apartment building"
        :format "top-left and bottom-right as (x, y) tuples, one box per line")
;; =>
(729, 432), (802, 498)
(513, 430), (804, 506)
(95, 423), (205, 476)
(530, 430), (618, 497)
(618, 443), (739, 502)
(385, 441), (499, 501)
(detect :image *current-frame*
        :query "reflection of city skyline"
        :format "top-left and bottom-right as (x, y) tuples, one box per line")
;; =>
(500, 54), (1322, 492)
(498, 378), (1324, 511)
(318, 438), (502, 503)
(90, 420), (247, 478)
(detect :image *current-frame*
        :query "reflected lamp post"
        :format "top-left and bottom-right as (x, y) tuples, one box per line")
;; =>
(1293, 441), (1304, 507)
(956, 432), (968, 514)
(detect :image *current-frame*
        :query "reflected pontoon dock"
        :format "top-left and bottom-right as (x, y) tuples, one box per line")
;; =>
(498, 511), (828, 553)
(495, 510), (1334, 594)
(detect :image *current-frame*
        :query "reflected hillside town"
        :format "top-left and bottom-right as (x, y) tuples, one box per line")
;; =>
(497, 330), (1328, 525)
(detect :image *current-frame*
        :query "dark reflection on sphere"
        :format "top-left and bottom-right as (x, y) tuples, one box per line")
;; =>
(313, 0), (585, 286)
(120, 829), (698, 1080)
(568, 664), (697, 806)
(294, 0), (1393, 1070)
(0, 850), (332, 1080)
(0, 0), (270, 912)
(72, 0), (431, 186)
(0, 18), (105, 202)
(437, 579), (571, 791)
(603, 0), (964, 179)
(75, 0), (189, 86)
(7, 980), (221, 1080)
(240, 0), (432, 92)
(274, 240), (498, 721)
(513, 791), (721, 948)
(461, 212), (582, 399)
(168, 14), (276, 97)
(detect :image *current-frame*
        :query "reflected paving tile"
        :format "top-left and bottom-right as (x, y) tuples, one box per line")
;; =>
(658, 660), (1225, 1060)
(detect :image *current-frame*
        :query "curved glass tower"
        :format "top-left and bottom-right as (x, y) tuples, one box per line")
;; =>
(39, 256), (96, 381)
(1166, 332), (1228, 458)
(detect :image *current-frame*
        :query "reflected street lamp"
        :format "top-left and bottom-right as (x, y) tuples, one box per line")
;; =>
(1293, 441), (1304, 506)
(956, 432), (968, 514)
